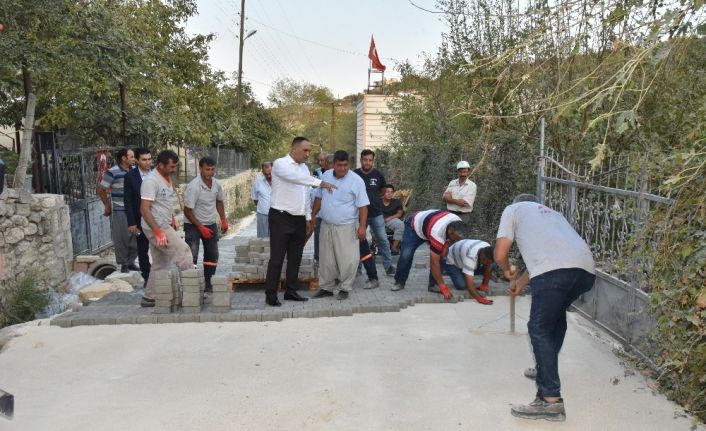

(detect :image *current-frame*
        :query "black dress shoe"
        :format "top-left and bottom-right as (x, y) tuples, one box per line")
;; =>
(284, 291), (308, 302)
(337, 291), (349, 300)
(266, 297), (282, 307)
(312, 289), (334, 298)
(120, 265), (129, 273)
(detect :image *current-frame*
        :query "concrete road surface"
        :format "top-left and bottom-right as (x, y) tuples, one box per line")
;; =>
(0, 297), (702, 431)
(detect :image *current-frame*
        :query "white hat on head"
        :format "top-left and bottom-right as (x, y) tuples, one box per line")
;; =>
(456, 161), (470, 170)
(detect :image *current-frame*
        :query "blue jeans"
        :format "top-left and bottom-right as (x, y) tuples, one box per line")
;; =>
(368, 214), (392, 269)
(429, 259), (486, 290)
(256, 212), (269, 238)
(393, 216), (427, 286)
(528, 268), (595, 399)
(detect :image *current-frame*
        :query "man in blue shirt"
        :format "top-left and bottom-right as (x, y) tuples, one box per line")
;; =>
(310, 150), (369, 300)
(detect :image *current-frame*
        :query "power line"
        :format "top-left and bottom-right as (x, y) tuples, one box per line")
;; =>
(246, 15), (398, 62)
(408, 0), (445, 14)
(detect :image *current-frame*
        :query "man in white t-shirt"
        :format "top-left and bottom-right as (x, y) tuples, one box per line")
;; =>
(428, 239), (494, 304)
(494, 194), (595, 422)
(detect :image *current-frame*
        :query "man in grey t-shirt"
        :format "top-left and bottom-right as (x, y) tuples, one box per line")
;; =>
(494, 194), (595, 422)
(139, 150), (194, 307)
(183, 156), (228, 293)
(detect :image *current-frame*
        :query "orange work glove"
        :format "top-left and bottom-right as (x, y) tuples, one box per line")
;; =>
(439, 283), (453, 300)
(154, 228), (168, 247)
(198, 225), (214, 240)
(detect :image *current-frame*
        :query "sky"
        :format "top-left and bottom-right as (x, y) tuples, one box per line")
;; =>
(184, 0), (449, 104)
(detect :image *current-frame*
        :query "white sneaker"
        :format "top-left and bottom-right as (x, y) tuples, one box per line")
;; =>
(364, 279), (379, 289)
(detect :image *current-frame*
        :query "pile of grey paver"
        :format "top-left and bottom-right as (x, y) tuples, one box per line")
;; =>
(210, 276), (232, 313)
(181, 269), (205, 313)
(232, 237), (315, 281)
(153, 269), (182, 314)
(152, 269), (233, 314)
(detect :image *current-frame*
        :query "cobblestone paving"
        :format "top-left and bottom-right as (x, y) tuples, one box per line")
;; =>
(52, 215), (508, 327)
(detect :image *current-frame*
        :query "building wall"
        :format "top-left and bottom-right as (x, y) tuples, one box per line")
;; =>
(355, 95), (397, 165)
(0, 127), (17, 151)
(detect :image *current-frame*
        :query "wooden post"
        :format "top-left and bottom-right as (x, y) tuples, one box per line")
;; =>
(510, 294), (516, 333)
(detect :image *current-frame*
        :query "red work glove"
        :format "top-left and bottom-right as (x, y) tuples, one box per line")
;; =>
(220, 218), (228, 234)
(198, 225), (214, 240)
(439, 283), (453, 300)
(154, 228), (168, 247)
(476, 297), (494, 305)
(479, 283), (489, 292)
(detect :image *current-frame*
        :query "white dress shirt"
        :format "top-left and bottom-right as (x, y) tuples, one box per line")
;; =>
(271, 154), (322, 220)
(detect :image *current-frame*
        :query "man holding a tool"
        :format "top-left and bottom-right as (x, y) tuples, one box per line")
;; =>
(494, 194), (595, 422)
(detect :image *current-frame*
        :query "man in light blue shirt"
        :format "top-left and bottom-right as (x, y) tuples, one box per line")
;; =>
(251, 161), (272, 238)
(310, 150), (369, 300)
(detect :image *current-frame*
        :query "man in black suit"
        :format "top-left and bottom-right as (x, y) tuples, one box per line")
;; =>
(124, 147), (153, 287)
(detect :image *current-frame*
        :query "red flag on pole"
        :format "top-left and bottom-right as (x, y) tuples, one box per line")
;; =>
(368, 35), (386, 72)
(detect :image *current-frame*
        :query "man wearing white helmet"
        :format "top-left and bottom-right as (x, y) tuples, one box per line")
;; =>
(442, 161), (477, 223)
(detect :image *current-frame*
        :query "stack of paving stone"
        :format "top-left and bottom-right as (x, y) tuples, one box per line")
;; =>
(232, 237), (315, 281)
(153, 269), (180, 314)
(210, 276), (232, 313)
(181, 269), (204, 313)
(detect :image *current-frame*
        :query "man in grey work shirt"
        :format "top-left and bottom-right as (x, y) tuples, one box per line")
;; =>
(183, 156), (228, 293)
(139, 150), (194, 307)
(311, 150), (369, 300)
(495, 194), (595, 422)
(251, 161), (272, 238)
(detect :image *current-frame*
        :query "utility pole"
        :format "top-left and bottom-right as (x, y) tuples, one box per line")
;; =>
(119, 82), (127, 147)
(236, 0), (246, 112)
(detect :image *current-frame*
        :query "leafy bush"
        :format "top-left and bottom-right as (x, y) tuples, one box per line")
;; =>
(0, 274), (50, 328)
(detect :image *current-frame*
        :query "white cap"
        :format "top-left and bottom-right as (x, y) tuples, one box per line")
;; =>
(456, 161), (470, 170)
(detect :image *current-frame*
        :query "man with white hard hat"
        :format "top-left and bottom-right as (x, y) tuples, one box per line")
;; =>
(442, 160), (477, 223)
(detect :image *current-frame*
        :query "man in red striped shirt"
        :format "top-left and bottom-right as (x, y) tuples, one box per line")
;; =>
(391, 209), (468, 299)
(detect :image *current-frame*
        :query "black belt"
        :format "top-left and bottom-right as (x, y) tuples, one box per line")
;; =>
(272, 208), (303, 217)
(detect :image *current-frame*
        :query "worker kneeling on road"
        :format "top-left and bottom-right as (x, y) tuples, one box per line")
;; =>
(428, 238), (494, 305)
(392, 209), (467, 299)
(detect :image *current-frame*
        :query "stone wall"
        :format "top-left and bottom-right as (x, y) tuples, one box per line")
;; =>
(0, 189), (73, 300)
(176, 170), (256, 217)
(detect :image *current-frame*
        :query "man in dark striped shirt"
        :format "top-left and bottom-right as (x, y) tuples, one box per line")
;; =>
(97, 148), (138, 273)
(392, 209), (468, 299)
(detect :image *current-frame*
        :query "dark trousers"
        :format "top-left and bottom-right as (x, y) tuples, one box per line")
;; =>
(313, 218), (322, 261)
(265, 208), (306, 300)
(136, 230), (151, 286)
(184, 223), (220, 290)
(359, 239), (378, 280)
(528, 268), (595, 399)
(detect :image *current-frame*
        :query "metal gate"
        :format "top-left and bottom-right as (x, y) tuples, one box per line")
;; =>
(534, 119), (674, 362)
(36, 132), (117, 256)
